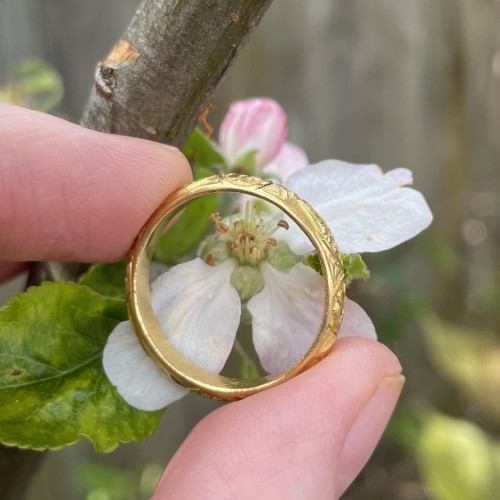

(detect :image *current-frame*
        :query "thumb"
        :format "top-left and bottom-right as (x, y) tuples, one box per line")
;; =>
(155, 338), (403, 499)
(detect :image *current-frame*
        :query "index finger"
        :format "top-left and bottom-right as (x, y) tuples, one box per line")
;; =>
(0, 104), (192, 263)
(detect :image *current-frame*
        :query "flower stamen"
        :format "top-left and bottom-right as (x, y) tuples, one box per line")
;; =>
(251, 247), (261, 262)
(207, 201), (289, 266)
(277, 219), (289, 230)
(216, 222), (229, 234)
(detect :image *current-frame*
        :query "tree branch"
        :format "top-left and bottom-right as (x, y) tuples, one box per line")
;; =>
(81, 0), (273, 147)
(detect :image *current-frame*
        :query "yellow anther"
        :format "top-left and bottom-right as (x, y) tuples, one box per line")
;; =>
(251, 247), (261, 262)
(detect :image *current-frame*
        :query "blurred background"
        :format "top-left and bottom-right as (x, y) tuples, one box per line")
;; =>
(1, 0), (499, 498)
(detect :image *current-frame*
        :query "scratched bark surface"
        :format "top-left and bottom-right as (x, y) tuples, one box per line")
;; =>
(81, 0), (273, 148)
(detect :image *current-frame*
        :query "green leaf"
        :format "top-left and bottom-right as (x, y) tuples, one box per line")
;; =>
(0, 282), (162, 452)
(77, 462), (137, 500)
(306, 253), (370, 285)
(419, 233), (461, 277)
(386, 408), (423, 455)
(342, 253), (370, 284)
(420, 313), (500, 422)
(306, 253), (369, 284)
(232, 150), (258, 175)
(154, 194), (218, 265)
(183, 127), (225, 169)
(194, 165), (216, 180)
(0, 58), (64, 112)
(79, 261), (127, 298)
(305, 253), (322, 275)
(418, 413), (500, 500)
(77, 461), (163, 500)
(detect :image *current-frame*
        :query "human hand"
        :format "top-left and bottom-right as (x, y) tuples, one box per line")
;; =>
(0, 104), (404, 499)
(0, 103), (191, 278)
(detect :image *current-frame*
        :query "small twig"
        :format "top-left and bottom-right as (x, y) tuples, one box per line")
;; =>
(198, 103), (215, 137)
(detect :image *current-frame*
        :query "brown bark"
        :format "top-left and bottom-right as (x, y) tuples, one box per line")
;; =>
(81, 0), (273, 147)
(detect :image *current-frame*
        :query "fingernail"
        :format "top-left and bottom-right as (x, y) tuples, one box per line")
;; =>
(143, 140), (180, 153)
(160, 143), (180, 152)
(335, 375), (405, 497)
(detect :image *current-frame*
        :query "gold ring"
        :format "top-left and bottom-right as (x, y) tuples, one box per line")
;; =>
(127, 174), (345, 401)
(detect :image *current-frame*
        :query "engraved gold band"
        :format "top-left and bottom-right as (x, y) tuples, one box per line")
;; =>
(127, 174), (345, 401)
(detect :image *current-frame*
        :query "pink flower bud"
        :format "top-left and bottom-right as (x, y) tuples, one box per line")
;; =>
(219, 98), (287, 169)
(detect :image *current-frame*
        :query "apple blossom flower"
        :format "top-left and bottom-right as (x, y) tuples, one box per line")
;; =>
(219, 98), (309, 179)
(103, 160), (432, 411)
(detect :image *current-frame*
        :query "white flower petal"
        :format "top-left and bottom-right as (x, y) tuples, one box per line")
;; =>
(338, 298), (377, 340)
(264, 142), (309, 181)
(103, 258), (241, 411)
(151, 258), (241, 373)
(103, 321), (188, 411)
(248, 262), (324, 374)
(284, 159), (433, 254)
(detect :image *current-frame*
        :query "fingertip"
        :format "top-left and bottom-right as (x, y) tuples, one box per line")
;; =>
(324, 336), (403, 382)
(335, 373), (405, 496)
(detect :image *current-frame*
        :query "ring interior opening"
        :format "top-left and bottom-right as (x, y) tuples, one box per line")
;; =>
(140, 190), (325, 383)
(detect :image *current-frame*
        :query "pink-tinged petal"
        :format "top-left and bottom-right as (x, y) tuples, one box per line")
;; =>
(384, 168), (413, 187)
(151, 258), (241, 373)
(248, 262), (324, 374)
(338, 299), (377, 340)
(103, 321), (188, 411)
(283, 159), (433, 255)
(219, 98), (287, 169)
(263, 142), (309, 181)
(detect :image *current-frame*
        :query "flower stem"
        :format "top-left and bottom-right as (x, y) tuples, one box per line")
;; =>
(233, 339), (261, 379)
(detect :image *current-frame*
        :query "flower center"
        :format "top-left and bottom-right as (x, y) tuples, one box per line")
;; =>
(208, 202), (288, 266)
